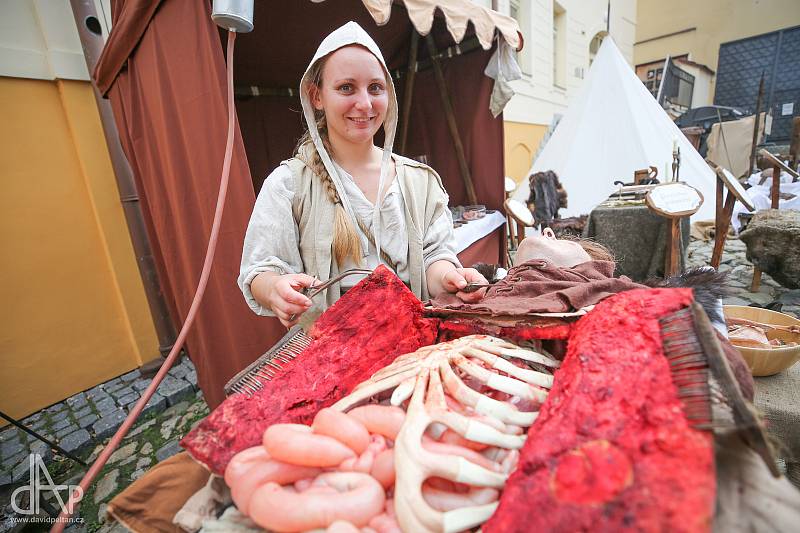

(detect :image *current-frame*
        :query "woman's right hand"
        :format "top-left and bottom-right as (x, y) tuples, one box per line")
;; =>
(252, 272), (318, 327)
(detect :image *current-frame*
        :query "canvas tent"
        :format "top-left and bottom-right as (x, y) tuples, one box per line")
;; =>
(91, 0), (519, 408)
(512, 37), (717, 222)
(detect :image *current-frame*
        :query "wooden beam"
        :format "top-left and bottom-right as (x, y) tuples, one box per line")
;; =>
(397, 30), (419, 155)
(425, 35), (478, 205)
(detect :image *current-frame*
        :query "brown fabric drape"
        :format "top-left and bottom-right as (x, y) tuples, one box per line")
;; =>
(96, 0), (285, 409)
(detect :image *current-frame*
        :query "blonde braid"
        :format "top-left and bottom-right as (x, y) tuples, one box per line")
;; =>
(296, 121), (363, 267)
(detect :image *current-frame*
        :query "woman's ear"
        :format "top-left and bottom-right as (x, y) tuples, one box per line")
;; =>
(310, 84), (324, 111)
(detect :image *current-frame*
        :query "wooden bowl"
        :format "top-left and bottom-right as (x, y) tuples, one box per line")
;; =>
(723, 305), (800, 376)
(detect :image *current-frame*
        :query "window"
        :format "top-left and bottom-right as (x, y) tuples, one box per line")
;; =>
(510, 0), (532, 76)
(553, 1), (566, 88)
(589, 32), (606, 67)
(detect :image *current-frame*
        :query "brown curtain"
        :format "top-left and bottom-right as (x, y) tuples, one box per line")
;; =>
(95, 0), (285, 409)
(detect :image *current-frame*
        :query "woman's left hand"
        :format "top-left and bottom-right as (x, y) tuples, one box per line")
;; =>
(440, 267), (488, 303)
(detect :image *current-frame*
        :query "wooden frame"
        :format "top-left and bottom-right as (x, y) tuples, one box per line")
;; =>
(708, 164), (756, 269)
(504, 198), (534, 250)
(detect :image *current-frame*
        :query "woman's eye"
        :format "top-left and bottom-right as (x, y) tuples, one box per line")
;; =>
(369, 83), (385, 93)
(338, 84), (353, 92)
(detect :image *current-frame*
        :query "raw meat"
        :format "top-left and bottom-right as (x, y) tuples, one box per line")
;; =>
(181, 266), (438, 475)
(484, 288), (716, 533)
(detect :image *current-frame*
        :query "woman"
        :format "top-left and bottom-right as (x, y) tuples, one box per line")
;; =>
(239, 22), (487, 326)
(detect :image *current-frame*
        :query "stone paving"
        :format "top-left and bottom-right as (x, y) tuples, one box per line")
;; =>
(1, 236), (798, 532)
(0, 356), (208, 532)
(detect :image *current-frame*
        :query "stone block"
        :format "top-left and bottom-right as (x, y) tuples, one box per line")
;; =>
(739, 209), (800, 289)
(0, 427), (19, 444)
(29, 441), (52, 462)
(51, 417), (72, 432)
(103, 378), (125, 394)
(74, 406), (93, 419)
(110, 386), (135, 400)
(117, 392), (139, 408)
(108, 442), (137, 464)
(56, 425), (79, 439)
(2, 450), (25, 471)
(66, 393), (88, 410)
(158, 376), (194, 407)
(155, 440), (181, 462)
(92, 411), (127, 440)
(59, 429), (92, 454)
(93, 398), (117, 416)
(120, 369), (141, 382)
(44, 403), (65, 416)
(93, 469), (119, 504)
(139, 393), (166, 417)
(0, 440), (24, 460)
(127, 419), (156, 438)
(133, 379), (153, 392)
(168, 365), (188, 380)
(77, 414), (99, 430)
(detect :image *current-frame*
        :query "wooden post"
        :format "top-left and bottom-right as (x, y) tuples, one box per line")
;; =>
(425, 35), (478, 205)
(397, 30), (419, 155)
(771, 162), (781, 208)
(710, 191), (736, 269)
(664, 218), (681, 277)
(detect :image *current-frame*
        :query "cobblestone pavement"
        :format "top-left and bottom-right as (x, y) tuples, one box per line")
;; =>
(0, 356), (208, 532)
(2, 236), (798, 532)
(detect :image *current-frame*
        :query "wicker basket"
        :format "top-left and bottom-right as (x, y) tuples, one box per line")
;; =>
(723, 305), (800, 377)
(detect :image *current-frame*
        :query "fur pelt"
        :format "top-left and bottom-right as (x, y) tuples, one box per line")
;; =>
(644, 267), (731, 328)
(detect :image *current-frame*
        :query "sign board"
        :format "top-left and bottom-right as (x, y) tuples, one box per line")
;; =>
(760, 148), (800, 179)
(716, 167), (755, 212)
(782, 102), (794, 116)
(645, 182), (703, 218)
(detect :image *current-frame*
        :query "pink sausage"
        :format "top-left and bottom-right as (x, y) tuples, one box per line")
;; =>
(248, 472), (385, 532)
(229, 459), (321, 515)
(347, 405), (406, 440)
(369, 448), (395, 489)
(326, 520), (360, 533)
(224, 445), (270, 489)
(369, 512), (402, 533)
(313, 408), (371, 455)
(422, 439), (502, 472)
(263, 423), (355, 467)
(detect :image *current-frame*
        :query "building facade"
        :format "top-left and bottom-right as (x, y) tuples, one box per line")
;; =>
(476, 0), (638, 186)
(0, 0), (157, 421)
(634, 0), (800, 109)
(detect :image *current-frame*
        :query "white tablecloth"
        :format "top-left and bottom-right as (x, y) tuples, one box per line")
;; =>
(453, 211), (506, 253)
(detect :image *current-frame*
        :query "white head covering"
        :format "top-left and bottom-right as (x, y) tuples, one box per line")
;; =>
(299, 21), (398, 264)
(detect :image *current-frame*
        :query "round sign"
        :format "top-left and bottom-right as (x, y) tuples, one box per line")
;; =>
(645, 182), (704, 218)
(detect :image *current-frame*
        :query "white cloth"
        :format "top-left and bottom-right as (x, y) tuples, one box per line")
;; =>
(452, 210), (506, 253)
(731, 171), (800, 234)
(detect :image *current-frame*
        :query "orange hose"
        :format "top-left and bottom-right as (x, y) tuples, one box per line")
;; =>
(51, 30), (238, 532)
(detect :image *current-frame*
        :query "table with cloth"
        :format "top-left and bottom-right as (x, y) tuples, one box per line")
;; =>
(583, 203), (690, 281)
(754, 364), (800, 488)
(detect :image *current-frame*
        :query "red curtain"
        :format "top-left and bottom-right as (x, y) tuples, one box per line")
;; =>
(96, 0), (285, 408)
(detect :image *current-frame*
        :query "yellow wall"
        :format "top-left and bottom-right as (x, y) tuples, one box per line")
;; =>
(504, 121), (547, 189)
(635, 0), (800, 83)
(0, 78), (158, 421)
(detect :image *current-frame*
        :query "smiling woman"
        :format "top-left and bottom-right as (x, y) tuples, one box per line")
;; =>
(238, 21), (490, 327)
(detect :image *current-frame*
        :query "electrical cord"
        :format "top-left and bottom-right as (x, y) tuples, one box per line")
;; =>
(51, 30), (238, 532)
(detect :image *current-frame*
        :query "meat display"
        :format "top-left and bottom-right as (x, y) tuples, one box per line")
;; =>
(181, 265), (438, 475)
(224, 335), (559, 532)
(484, 288), (716, 533)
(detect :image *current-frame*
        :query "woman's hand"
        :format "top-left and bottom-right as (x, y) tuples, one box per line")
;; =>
(252, 272), (318, 327)
(440, 267), (489, 303)
(426, 261), (488, 302)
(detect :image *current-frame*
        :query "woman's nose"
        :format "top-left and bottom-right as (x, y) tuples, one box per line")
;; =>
(354, 89), (372, 110)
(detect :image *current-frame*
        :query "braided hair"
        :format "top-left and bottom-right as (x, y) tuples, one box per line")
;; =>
(295, 59), (363, 267)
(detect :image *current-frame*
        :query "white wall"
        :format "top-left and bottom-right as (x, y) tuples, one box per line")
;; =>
(501, 0), (637, 126)
(0, 0), (111, 81)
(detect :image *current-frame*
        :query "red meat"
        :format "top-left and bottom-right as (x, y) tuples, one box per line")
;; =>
(484, 288), (715, 533)
(181, 266), (438, 475)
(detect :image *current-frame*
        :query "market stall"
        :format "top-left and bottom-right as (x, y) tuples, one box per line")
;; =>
(91, 0), (519, 409)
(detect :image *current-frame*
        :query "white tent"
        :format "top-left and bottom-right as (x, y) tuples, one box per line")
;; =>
(512, 37), (716, 222)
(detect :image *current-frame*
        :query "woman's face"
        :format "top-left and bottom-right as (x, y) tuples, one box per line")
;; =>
(312, 46), (389, 147)
(516, 228), (591, 268)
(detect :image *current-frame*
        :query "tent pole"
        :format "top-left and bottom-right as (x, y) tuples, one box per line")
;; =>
(69, 0), (177, 359)
(425, 35), (478, 205)
(748, 72), (765, 176)
(398, 29), (419, 155)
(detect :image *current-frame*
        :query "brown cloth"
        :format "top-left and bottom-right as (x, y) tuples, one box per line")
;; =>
(93, 0), (286, 409)
(431, 260), (646, 314)
(107, 452), (211, 533)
